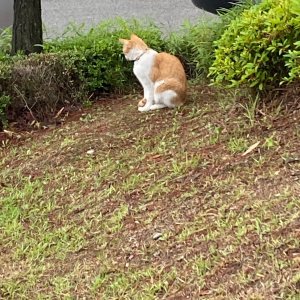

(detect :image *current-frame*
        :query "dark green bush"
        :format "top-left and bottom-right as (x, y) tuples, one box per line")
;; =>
(44, 18), (166, 93)
(209, 0), (300, 91)
(166, 21), (219, 79)
(0, 56), (14, 128)
(0, 94), (10, 129)
(1, 53), (84, 124)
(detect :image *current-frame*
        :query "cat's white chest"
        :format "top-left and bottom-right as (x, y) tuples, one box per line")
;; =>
(133, 50), (157, 81)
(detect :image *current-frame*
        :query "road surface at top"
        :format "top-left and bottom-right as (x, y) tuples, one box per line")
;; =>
(42, 0), (214, 38)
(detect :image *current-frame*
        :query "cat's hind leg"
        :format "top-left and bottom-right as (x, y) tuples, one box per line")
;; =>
(153, 80), (178, 109)
(154, 88), (177, 109)
(154, 79), (185, 109)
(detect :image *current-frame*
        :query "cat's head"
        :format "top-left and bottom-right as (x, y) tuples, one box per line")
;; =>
(119, 34), (148, 61)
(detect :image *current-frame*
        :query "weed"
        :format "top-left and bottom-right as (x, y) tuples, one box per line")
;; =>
(240, 95), (259, 127)
(227, 137), (249, 153)
(104, 204), (129, 234)
(263, 133), (279, 150)
(207, 123), (223, 144)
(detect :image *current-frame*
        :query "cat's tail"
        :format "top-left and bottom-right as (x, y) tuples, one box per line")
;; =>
(154, 78), (187, 107)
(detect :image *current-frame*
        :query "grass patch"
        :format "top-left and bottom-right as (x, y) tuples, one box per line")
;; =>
(1, 84), (300, 298)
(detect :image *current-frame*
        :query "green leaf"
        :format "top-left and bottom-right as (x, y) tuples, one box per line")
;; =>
(291, 0), (300, 16)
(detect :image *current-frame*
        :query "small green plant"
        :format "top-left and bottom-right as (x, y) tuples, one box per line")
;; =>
(52, 276), (72, 297)
(193, 255), (212, 288)
(207, 123), (222, 144)
(263, 133), (279, 149)
(227, 137), (249, 153)
(240, 95), (259, 127)
(91, 273), (108, 293)
(104, 204), (129, 233)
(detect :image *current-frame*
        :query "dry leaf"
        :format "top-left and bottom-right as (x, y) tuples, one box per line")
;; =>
(54, 107), (65, 119)
(3, 130), (14, 138)
(87, 149), (95, 155)
(242, 141), (260, 156)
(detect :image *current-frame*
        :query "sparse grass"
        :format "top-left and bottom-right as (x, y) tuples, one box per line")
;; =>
(1, 84), (300, 299)
(227, 136), (249, 154)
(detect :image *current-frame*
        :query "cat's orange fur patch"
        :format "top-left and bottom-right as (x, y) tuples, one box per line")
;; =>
(151, 53), (187, 106)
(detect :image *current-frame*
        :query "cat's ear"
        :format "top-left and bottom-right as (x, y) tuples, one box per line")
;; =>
(119, 38), (129, 45)
(130, 34), (148, 48)
(130, 34), (139, 41)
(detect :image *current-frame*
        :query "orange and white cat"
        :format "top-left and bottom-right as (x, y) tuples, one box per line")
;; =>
(119, 34), (187, 112)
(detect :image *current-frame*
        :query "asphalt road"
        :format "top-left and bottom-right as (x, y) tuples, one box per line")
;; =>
(42, 0), (214, 38)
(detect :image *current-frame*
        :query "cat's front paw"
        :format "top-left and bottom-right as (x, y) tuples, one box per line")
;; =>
(138, 98), (147, 107)
(138, 106), (150, 112)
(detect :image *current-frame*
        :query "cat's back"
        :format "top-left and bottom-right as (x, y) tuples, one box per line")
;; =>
(152, 52), (186, 84)
(155, 52), (181, 65)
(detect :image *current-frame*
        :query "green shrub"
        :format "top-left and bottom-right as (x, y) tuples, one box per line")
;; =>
(283, 0), (300, 83)
(0, 28), (12, 58)
(44, 18), (166, 93)
(166, 21), (219, 79)
(284, 41), (300, 83)
(0, 94), (10, 129)
(2, 53), (84, 122)
(165, 1), (256, 80)
(0, 57), (13, 128)
(209, 0), (300, 91)
(291, 0), (300, 16)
